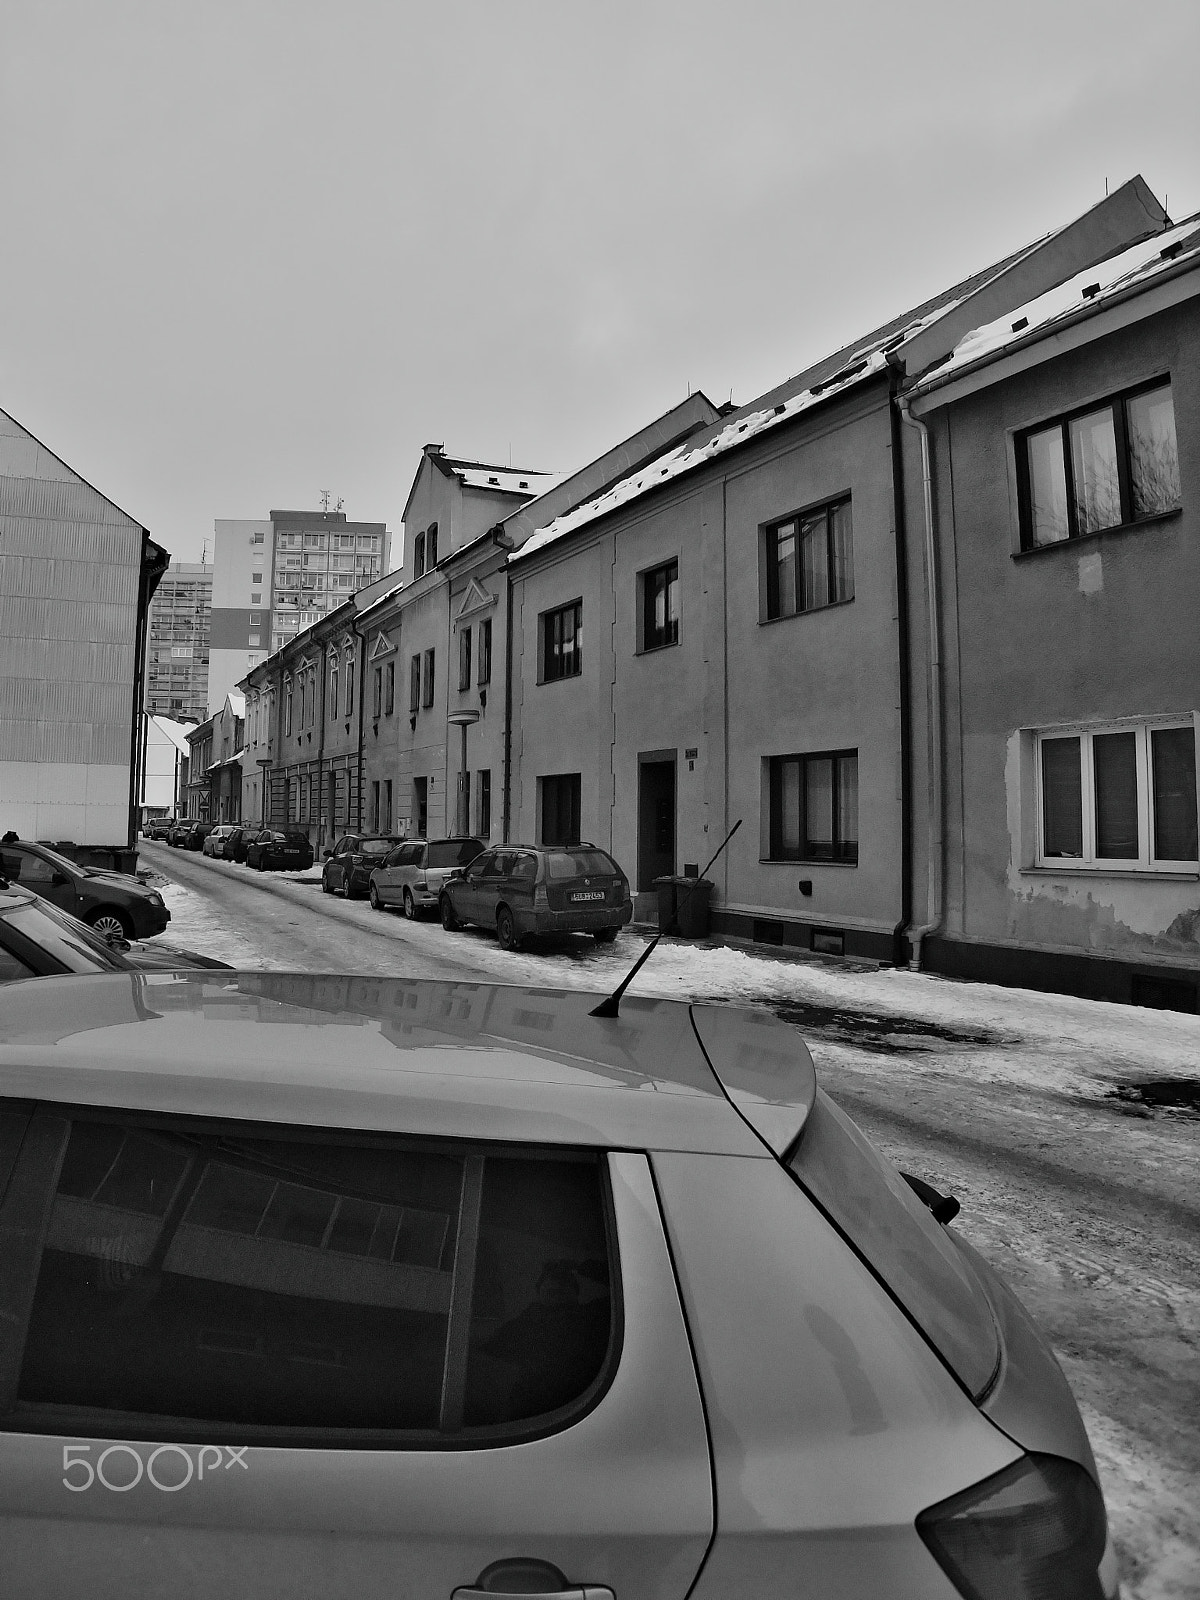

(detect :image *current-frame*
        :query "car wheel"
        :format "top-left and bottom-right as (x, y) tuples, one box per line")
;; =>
(403, 888), (416, 920)
(339, 872), (350, 898)
(496, 907), (519, 952)
(257, 856), (268, 871)
(88, 908), (134, 941)
(322, 870), (333, 894)
(440, 894), (459, 932)
(593, 928), (618, 944)
(369, 882), (383, 911)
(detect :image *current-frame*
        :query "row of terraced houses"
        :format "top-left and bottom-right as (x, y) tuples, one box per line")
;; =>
(230, 177), (1200, 1009)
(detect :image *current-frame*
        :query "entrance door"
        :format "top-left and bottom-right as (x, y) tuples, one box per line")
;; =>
(414, 777), (428, 838)
(638, 758), (676, 892)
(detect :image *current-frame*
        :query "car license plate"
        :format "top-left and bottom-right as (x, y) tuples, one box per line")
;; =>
(571, 890), (605, 902)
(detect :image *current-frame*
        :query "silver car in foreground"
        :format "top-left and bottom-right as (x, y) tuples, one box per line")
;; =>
(0, 972), (1118, 1600)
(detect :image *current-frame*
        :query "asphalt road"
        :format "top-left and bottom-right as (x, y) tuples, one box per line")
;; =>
(147, 841), (1200, 1600)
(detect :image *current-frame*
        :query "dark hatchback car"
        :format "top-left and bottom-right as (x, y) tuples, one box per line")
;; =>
(0, 884), (228, 981)
(322, 834), (406, 899)
(245, 828), (315, 872)
(225, 826), (254, 864)
(0, 840), (170, 942)
(440, 843), (632, 950)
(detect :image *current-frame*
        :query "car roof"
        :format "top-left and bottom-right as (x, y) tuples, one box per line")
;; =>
(0, 972), (815, 1157)
(0, 883), (39, 910)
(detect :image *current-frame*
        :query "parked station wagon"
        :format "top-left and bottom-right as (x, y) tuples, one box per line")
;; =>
(368, 836), (485, 918)
(439, 843), (633, 949)
(0, 972), (1117, 1600)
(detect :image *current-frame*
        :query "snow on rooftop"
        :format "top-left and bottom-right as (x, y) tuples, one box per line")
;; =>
(454, 465), (566, 496)
(515, 350), (893, 561)
(919, 217), (1200, 389)
(226, 691), (246, 719)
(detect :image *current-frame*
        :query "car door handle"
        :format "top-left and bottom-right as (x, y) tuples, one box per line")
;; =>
(452, 1558), (614, 1600)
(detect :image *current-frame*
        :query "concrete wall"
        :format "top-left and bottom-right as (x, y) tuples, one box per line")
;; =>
(930, 298), (1200, 974)
(0, 410), (147, 846)
(508, 381), (904, 955)
(210, 518), (273, 715)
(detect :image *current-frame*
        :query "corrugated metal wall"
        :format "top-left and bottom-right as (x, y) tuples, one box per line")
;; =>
(0, 412), (145, 784)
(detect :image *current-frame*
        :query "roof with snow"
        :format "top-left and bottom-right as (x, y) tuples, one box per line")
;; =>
(447, 460), (566, 497)
(510, 237), (1062, 563)
(148, 715), (196, 757)
(912, 215), (1200, 395)
(225, 691), (246, 720)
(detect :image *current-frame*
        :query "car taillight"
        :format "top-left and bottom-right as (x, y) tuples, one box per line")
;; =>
(533, 884), (549, 909)
(917, 1453), (1107, 1600)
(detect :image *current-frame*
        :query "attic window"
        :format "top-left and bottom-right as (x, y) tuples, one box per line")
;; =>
(1011, 317), (1029, 332)
(519, 480), (528, 488)
(1081, 283), (1101, 300)
(774, 403), (786, 415)
(1160, 241), (1185, 260)
(488, 476), (499, 485)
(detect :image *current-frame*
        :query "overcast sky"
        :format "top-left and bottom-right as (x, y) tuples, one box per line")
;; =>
(4, 0), (1198, 565)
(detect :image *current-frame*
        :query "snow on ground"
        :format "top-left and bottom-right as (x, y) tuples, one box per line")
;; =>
(158, 879), (271, 968)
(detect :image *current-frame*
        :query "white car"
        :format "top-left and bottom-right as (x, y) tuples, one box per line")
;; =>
(368, 836), (485, 917)
(0, 971), (1119, 1600)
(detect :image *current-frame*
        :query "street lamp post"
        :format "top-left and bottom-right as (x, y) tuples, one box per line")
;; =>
(446, 710), (480, 837)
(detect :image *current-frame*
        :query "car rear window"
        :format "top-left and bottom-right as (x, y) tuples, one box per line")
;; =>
(426, 840), (483, 869)
(545, 849), (620, 880)
(1, 1108), (616, 1446)
(787, 1089), (1000, 1399)
(278, 831), (308, 844)
(360, 839), (395, 857)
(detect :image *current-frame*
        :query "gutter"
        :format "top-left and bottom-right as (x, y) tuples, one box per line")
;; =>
(896, 392), (944, 970)
(885, 365), (914, 965)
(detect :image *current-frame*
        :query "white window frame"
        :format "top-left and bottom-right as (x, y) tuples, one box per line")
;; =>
(1035, 716), (1199, 873)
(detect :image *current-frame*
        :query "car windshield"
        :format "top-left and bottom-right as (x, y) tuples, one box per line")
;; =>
(545, 849), (620, 880)
(787, 1089), (1000, 1399)
(6, 901), (130, 973)
(427, 840), (483, 868)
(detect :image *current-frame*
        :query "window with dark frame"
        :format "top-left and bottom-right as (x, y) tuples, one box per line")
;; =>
(384, 661), (394, 716)
(2, 1107), (614, 1443)
(478, 617), (492, 686)
(540, 772), (582, 845)
(764, 497), (854, 620)
(1017, 378), (1180, 549)
(372, 667), (382, 721)
(1037, 721), (1197, 868)
(642, 560), (679, 651)
(345, 658), (354, 717)
(330, 664), (339, 721)
(410, 655), (421, 715)
(413, 532), (425, 578)
(769, 750), (859, 863)
(422, 648), (435, 709)
(459, 627), (472, 692)
(426, 524), (438, 567)
(478, 768), (491, 838)
(541, 601), (582, 682)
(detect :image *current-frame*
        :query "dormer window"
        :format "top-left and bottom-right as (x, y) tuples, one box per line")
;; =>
(414, 532), (425, 577)
(426, 523), (438, 566)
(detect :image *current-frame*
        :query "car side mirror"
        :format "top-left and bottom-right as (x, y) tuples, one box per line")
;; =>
(324, 848), (333, 858)
(52, 871), (72, 887)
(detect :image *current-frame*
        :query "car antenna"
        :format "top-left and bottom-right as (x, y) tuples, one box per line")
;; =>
(590, 819), (742, 1019)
